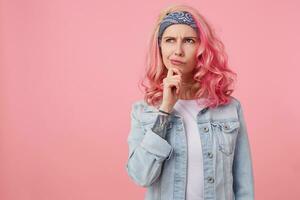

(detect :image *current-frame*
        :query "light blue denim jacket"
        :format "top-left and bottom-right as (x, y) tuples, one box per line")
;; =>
(125, 96), (255, 200)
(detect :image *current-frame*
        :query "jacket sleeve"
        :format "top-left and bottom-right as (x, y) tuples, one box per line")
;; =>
(232, 102), (255, 200)
(125, 102), (173, 187)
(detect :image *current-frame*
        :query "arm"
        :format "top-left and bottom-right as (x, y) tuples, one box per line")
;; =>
(125, 103), (173, 187)
(151, 112), (171, 139)
(232, 102), (255, 200)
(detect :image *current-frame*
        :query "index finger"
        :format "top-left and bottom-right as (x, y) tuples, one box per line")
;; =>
(167, 67), (174, 77)
(171, 67), (182, 76)
(167, 67), (182, 77)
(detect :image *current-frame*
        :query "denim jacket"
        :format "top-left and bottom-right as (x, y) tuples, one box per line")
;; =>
(125, 96), (255, 200)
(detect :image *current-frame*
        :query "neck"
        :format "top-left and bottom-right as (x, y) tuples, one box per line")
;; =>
(178, 82), (200, 100)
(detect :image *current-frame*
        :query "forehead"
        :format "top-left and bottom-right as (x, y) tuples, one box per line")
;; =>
(162, 24), (198, 37)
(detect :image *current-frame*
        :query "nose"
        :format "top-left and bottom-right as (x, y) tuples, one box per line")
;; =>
(174, 41), (184, 56)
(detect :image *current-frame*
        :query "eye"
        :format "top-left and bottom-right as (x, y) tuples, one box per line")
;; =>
(185, 39), (195, 44)
(165, 38), (174, 42)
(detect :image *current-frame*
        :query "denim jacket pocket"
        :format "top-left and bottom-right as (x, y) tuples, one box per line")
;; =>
(213, 120), (240, 156)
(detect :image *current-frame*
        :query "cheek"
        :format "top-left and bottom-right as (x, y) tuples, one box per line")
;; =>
(161, 49), (172, 61)
(161, 46), (171, 55)
(160, 49), (169, 64)
(186, 49), (198, 63)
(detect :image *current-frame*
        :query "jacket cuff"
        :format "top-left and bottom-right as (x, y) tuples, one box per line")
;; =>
(140, 129), (173, 161)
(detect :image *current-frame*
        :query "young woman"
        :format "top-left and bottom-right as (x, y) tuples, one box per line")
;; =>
(125, 4), (254, 200)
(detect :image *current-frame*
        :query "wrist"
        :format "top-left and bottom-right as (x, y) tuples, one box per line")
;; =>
(159, 109), (171, 115)
(159, 104), (173, 113)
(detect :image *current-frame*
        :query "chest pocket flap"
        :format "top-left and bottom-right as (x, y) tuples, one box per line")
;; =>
(213, 120), (240, 156)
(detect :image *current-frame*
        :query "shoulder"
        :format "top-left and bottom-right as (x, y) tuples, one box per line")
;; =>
(131, 99), (147, 112)
(209, 96), (243, 117)
(130, 99), (160, 124)
(226, 96), (246, 119)
(130, 99), (157, 115)
(209, 95), (242, 111)
(228, 96), (242, 109)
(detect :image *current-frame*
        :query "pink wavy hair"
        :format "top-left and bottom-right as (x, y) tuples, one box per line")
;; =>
(138, 4), (237, 109)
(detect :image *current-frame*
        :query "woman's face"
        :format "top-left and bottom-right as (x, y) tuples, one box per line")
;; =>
(160, 24), (200, 75)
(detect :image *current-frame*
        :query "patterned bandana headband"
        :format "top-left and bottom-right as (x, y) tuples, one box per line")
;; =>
(158, 11), (199, 44)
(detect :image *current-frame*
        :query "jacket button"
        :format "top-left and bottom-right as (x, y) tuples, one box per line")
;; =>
(203, 127), (209, 132)
(224, 125), (229, 129)
(207, 177), (214, 183)
(207, 152), (213, 158)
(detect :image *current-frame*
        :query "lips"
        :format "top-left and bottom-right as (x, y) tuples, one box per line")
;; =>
(170, 59), (185, 65)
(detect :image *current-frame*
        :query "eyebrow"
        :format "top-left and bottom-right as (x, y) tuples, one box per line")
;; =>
(162, 36), (198, 39)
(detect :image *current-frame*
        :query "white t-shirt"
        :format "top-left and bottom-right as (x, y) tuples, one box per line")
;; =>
(173, 98), (207, 200)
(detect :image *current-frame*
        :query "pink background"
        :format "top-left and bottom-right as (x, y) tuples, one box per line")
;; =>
(1, 0), (300, 199)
